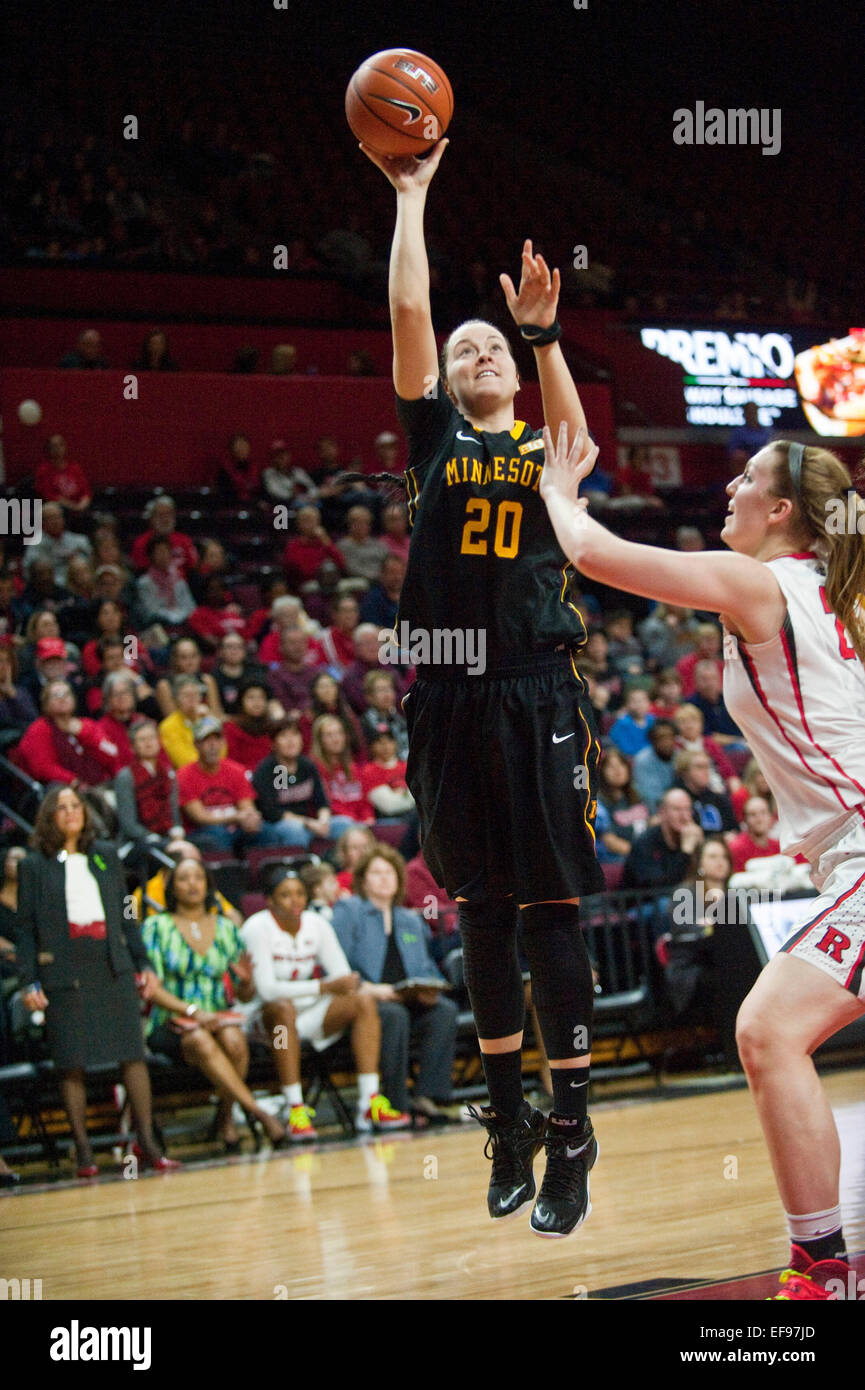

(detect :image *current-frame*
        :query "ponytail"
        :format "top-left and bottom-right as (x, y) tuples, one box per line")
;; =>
(771, 441), (865, 664)
(339, 470), (408, 497)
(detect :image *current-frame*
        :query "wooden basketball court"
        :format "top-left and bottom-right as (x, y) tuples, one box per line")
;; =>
(2, 1066), (862, 1301)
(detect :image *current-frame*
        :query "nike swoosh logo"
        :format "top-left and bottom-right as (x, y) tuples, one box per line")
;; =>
(377, 96), (423, 124)
(552, 732), (575, 743)
(569, 1078), (589, 1088)
(456, 431), (478, 443)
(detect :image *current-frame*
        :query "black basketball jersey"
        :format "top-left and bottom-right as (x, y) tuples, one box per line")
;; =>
(394, 390), (588, 670)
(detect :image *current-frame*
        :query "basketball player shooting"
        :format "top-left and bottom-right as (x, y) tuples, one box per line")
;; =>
(358, 135), (605, 1240)
(541, 422), (865, 1299)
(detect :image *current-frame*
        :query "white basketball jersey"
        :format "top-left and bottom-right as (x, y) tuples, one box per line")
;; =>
(723, 554), (865, 859)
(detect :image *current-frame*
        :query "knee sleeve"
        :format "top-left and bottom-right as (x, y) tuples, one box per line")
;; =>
(458, 898), (524, 1041)
(521, 902), (593, 1058)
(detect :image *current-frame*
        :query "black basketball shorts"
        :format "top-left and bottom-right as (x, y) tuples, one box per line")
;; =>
(403, 649), (606, 904)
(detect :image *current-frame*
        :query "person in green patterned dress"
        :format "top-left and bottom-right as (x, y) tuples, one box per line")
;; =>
(142, 858), (287, 1150)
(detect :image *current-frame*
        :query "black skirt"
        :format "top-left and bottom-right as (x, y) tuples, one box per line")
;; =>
(45, 936), (146, 1069)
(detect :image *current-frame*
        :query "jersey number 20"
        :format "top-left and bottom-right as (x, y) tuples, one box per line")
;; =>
(460, 499), (523, 558)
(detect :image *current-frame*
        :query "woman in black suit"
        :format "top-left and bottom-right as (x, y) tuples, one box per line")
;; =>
(17, 786), (179, 1177)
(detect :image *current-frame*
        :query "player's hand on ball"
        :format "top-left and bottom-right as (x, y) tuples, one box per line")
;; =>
(539, 421), (598, 505)
(500, 239), (561, 328)
(359, 138), (448, 193)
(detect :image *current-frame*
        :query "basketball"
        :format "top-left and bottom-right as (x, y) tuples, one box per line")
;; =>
(345, 48), (453, 157)
(17, 398), (42, 425)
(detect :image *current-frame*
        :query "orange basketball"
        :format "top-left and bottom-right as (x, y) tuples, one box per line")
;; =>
(346, 49), (453, 157)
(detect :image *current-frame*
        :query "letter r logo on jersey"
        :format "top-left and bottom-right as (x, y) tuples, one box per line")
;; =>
(815, 926), (851, 963)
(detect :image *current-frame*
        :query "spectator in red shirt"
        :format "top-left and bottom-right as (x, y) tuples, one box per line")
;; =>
(728, 797), (781, 874)
(130, 496), (198, 576)
(94, 670), (144, 768)
(13, 679), (119, 786)
(187, 576), (247, 651)
(311, 714), (374, 827)
(612, 445), (664, 507)
(309, 593), (360, 677)
(242, 576), (290, 647)
(404, 849), (460, 948)
(282, 506), (345, 590)
(177, 716), (303, 853)
(675, 623), (724, 699)
(35, 434), (92, 512)
(256, 595), (318, 665)
(223, 681), (273, 773)
(360, 728), (416, 853)
(730, 757), (777, 826)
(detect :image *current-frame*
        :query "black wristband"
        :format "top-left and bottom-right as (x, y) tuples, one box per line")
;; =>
(519, 321), (562, 347)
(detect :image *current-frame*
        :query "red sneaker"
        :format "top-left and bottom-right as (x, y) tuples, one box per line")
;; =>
(768, 1244), (852, 1300)
(356, 1093), (411, 1133)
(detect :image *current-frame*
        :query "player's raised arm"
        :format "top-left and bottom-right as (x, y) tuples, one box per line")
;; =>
(360, 140), (448, 399)
(500, 240), (587, 439)
(539, 422), (786, 643)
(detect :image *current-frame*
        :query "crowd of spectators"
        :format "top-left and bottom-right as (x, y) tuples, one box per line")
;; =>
(2, 43), (858, 324)
(0, 447), (808, 1177)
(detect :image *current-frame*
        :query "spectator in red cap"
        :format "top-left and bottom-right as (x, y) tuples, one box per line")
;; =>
(20, 635), (81, 711)
(261, 441), (317, 506)
(34, 435), (92, 513)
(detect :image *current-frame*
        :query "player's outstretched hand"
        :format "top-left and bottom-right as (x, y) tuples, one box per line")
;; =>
(500, 239), (561, 329)
(539, 420), (598, 506)
(359, 138), (448, 193)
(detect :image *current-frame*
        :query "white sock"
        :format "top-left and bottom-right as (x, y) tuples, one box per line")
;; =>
(282, 1083), (303, 1109)
(785, 1205), (842, 1243)
(357, 1073), (379, 1108)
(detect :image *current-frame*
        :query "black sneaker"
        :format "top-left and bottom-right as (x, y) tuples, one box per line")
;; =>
(530, 1116), (598, 1238)
(467, 1101), (547, 1220)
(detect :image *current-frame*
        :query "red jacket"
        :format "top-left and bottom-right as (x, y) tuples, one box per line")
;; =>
(14, 717), (119, 785)
(283, 537), (345, 585)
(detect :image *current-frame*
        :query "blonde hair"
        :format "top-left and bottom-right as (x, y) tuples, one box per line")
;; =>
(675, 702), (704, 732)
(769, 442), (865, 664)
